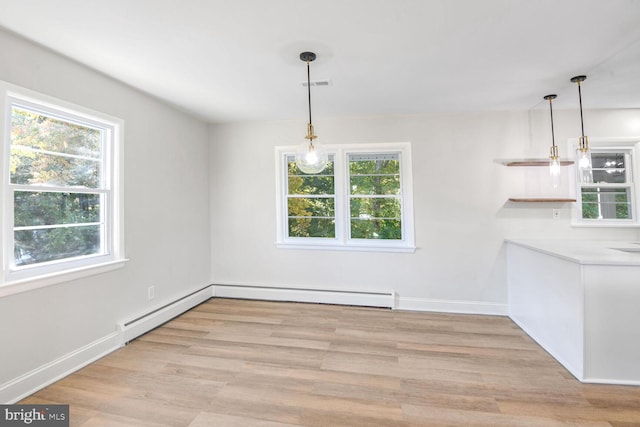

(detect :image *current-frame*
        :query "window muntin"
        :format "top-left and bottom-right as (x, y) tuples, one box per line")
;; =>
(2, 85), (123, 287)
(276, 143), (414, 252)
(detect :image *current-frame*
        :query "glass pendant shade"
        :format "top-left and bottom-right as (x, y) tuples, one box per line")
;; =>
(549, 157), (561, 188)
(549, 149), (561, 189)
(577, 137), (593, 184)
(295, 139), (328, 174)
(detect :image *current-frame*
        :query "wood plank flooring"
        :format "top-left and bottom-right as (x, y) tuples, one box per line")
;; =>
(22, 298), (640, 426)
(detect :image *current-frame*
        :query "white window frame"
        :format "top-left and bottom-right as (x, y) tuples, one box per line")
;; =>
(569, 137), (640, 227)
(275, 142), (415, 252)
(0, 81), (126, 297)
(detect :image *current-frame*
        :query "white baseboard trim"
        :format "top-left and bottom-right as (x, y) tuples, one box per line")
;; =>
(213, 283), (395, 308)
(1, 284), (214, 404)
(396, 296), (508, 316)
(212, 283), (508, 315)
(118, 285), (214, 344)
(0, 331), (121, 404)
(581, 377), (640, 386)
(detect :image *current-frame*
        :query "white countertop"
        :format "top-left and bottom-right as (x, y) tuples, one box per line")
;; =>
(506, 239), (640, 266)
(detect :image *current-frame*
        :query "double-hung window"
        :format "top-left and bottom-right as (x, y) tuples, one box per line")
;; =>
(573, 139), (640, 226)
(349, 153), (403, 240)
(1, 81), (124, 292)
(286, 155), (336, 238)
(276, 143), (415, 252)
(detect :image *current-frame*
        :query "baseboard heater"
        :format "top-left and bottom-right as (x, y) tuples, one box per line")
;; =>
(213, 284), (395, 308)
(118, 285), (213, 344)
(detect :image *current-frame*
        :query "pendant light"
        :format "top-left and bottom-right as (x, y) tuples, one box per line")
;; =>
(544, 94), (561, 188)
(295, 51), (328, 174)
(571, 75), (593, 184)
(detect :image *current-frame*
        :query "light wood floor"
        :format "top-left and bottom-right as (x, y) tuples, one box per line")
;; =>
(22, 298), (640, 426)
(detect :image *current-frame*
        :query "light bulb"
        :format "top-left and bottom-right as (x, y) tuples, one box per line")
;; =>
(295, 140), (328, 174)
(306, 149), (318, 165)
(548, 142), (560, 189)
(549, 157), (561, 189)
(578, 153), (590, 169)
(577, 150), (593, 184)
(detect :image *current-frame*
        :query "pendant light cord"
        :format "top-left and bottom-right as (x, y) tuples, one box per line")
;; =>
(577, 81), (585, 138)
(549, 98), (556, 149)
(306, 60), (313, 127)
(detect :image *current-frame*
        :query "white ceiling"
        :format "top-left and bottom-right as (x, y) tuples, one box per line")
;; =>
(1, 0), (639, 123)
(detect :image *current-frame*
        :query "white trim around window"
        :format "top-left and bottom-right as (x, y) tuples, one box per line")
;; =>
(0, 80), (126, 297)
(275, 142), (416, 253)
(569, 137), (640, 227)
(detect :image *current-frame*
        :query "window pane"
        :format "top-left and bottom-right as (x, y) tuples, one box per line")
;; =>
(288, 218), (336, 238)
(351, 219), (401, 240)
(15, 191), (100, 227)
(581, 187), (631, 219)
(14, 225), (101, 266)
(349, 156), (399, 175)
(350, 196), (402, 240)
(288, 175), (334, 195)
(10, 146), (100, 187)
(11, 107), (101, 158)
(349, 157), (400, 195)
(591, 153), (626, 184)
(287, 197), (335, 238)
(288, 197), (334, 218)
(350, 175), (400, 195)
(350, 197), (401, 220)
(10, 106), (102, 187)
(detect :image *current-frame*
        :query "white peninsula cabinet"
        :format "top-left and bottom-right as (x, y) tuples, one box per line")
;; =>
(506, 239), (640, 385)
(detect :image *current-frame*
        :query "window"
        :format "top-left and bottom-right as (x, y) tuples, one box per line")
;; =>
(1, 81), (124, 291)
(287, 155), (336, 238)
(349, 153), (402, 240)
(276, 143), (415, 252)
(573, 139), (640, 227)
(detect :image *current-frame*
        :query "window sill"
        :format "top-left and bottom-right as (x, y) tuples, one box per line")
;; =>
(0, 258), (129, 298)
(275, 242), (416, 253)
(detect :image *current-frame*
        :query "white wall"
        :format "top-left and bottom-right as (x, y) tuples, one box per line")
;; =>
(0, 29), (211, 396)
(209, 108), (640, 312)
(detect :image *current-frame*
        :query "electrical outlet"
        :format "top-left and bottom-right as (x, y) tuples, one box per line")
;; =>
(148, 286), (155, 300)
(552, 209), (561, 220)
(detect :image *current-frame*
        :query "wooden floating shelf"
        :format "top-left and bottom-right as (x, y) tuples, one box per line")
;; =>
(501, 159), (575, 167)
(508, 198), (576, 203)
